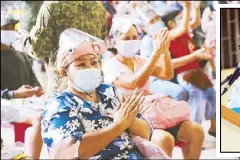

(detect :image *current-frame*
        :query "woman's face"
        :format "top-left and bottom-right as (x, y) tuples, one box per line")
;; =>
(65, 53), (102, 94)
(119, 26), (139, 41)
(114, 25), (141, 58)
(67, 54), (100, 73)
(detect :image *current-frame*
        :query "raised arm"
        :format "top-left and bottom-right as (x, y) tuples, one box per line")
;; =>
(169, 1), (191, 40)
(151, 35), (173, 80)
(190, 1), (201, 31)
(105, 29), (172, 90)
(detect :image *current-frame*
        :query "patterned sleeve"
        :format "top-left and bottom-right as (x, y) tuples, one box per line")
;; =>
(42, 99), (84, 151)
(23, 2), (55, 59)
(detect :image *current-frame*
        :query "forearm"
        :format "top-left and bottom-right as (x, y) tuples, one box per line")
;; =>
(132, 51), (163, 88)
(78, 123), (124, 159)
(182, 6), (191, 33)
(201, 7), (211, 33)
(172, 52), (198, 69)
(129, 118), (152, 140)
(190, 7), (201, 30)
(153, 51), (174, 80)
(169, 6), (191, 40)
(209, 59), (215, 71)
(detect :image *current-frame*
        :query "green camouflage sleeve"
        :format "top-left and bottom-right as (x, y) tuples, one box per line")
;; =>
(23, 2), (55, 59)
(99, 2), (108, 40)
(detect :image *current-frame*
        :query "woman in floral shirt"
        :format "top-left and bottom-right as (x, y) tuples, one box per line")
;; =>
(41, 28), (153, 159)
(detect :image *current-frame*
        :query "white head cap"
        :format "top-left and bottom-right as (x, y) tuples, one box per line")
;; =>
(109, 14), (138, 38)
(57, 28), (106, 70)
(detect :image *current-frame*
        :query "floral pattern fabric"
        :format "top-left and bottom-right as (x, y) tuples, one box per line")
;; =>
(41, 84), (148, 159)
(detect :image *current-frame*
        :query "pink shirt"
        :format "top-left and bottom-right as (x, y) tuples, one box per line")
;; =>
(103, 56), (190, 129)
(103, 55), (154, 96)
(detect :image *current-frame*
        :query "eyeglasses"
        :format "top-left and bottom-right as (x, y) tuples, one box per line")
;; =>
(221, 63), (240, 96)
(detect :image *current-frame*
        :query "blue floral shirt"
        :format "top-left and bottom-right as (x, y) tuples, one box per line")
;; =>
(41, 84), (151, 159)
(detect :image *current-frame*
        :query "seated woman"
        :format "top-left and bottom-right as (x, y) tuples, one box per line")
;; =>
(135, 2), (189, 102)
(102, 15), (204, 158)
(41, 28), (167, 159)
(161, 1), (216, 136)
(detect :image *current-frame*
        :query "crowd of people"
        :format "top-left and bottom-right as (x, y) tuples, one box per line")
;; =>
(1, 0), (229, 159)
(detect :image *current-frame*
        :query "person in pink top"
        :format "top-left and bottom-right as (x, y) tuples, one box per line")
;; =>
(162, 1), (216, 137)
(103, 14), (205, 158)
(202, 5), (216, 78)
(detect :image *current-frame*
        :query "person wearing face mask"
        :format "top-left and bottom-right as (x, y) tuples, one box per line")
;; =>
(103, 16), (205, 158)
(201, 2), (216, 79)
(1, 14), (44, 159)
(135, 4), (190, 102)
(1, 12), (44, 99)
(41, 28), (170, 159)
(162, 1), (216, 137)
(135, 3), (209, 103)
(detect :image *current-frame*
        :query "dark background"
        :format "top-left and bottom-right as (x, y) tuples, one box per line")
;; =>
(221, 8), (240, 69)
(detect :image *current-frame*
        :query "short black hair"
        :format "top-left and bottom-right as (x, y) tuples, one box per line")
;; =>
(161, 8), (181, 27)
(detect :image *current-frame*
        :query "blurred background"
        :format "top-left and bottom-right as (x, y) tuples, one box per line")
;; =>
(220, 8), (240, 153)
(221, 8), (240, 69)
(1, 0), (240, 158)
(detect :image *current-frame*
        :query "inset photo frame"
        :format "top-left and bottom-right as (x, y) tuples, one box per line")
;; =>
(217, 4), (240, 158)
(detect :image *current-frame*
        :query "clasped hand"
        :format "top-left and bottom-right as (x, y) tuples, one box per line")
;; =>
(152, 28), (171, 54)
(113, 88), (145, 130)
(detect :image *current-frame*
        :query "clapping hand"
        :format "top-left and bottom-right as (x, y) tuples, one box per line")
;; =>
(114, 88), (145, 130)
(153, 28), (170, 54)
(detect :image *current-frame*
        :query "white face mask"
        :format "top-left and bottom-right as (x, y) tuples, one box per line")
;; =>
(116, 40), (141, 58)
(69, 68), (102, 93)
(148, 21), (165, 36)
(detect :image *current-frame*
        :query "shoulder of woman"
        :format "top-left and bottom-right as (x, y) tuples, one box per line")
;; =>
(46, 91), (77, 110)
(97, 83), (115, 92)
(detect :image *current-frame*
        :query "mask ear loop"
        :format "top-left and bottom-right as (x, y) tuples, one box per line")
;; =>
(64, 42), (102, 98)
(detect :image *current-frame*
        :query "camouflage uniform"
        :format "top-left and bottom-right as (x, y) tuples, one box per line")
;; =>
(22, 1), (107, 97)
